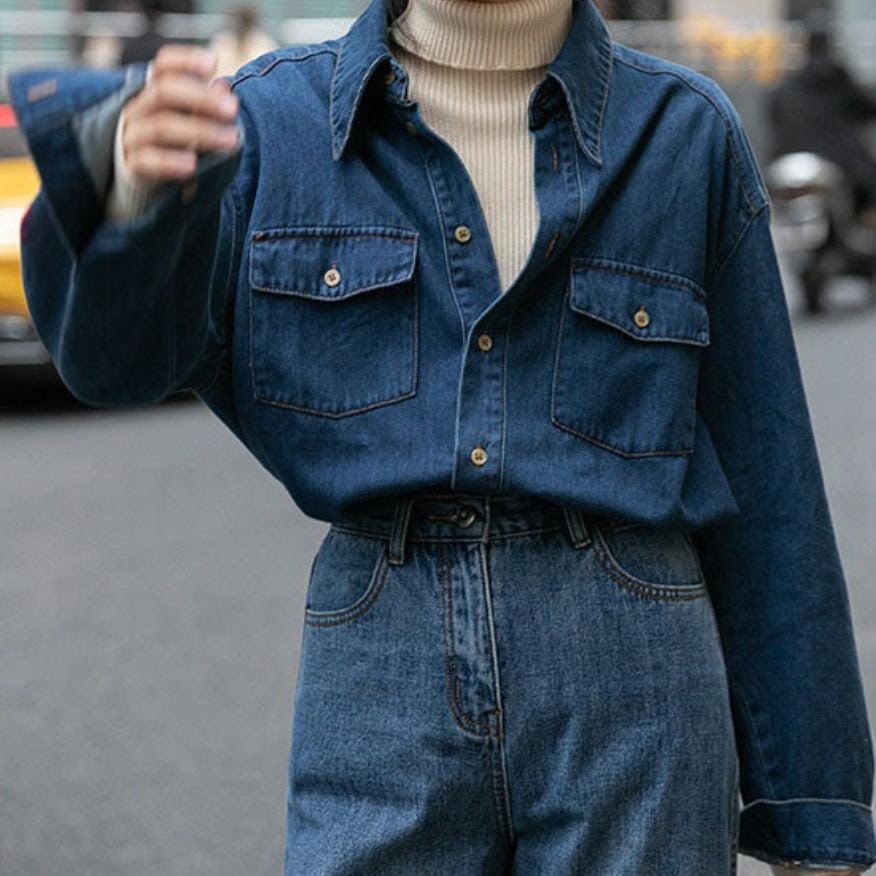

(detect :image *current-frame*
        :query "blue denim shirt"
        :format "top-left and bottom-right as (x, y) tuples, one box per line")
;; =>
(7, 0), (876, 868)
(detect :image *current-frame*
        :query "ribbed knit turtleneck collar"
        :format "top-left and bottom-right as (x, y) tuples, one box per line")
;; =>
(390, 0), (574, 71)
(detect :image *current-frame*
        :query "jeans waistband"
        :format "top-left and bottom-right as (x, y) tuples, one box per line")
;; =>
(331, 492), (601, 566)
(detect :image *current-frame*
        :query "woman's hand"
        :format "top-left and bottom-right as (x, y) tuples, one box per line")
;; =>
(119, 44), (240, 183)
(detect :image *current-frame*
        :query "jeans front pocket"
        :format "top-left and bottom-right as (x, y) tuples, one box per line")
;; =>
(249, 225), (419, 416)
(592, 520), (708, 602)
(303, 527), (390, 628)
(551, 257), (710, 457)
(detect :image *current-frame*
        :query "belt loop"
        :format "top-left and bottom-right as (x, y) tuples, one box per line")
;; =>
(561, 504), (592, 550)
(387, 496), (415, 566)
(481, 497), (492, 544)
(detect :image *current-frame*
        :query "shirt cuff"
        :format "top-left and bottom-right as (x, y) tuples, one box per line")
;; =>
(740, 796), (875, 873)
(771, 867), (861, 874)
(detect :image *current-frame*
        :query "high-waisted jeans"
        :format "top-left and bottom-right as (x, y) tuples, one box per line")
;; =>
(283, 492), (741, 875)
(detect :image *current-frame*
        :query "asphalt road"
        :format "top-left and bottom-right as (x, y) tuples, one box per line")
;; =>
(2, 279), (875, 876)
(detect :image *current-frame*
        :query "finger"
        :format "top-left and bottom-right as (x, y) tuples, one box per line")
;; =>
(127, 145), (198, 181)
(151, 44), (216, 83)
(138, 75), (238, 124)
(127, 111), (239, 153)
(207, 76), (233, 96)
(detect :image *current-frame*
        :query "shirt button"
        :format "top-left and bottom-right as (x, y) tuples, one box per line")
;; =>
(324, 267), (341, 287)
(477, 333), (493, 352)
(470, 445), (488, 467)
(633, 306), (650, 328)
(454, 224), (472, 244)
(384, 69), (396, 85)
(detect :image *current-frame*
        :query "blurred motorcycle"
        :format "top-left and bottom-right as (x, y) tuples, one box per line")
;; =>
(765, 151), (876, 314)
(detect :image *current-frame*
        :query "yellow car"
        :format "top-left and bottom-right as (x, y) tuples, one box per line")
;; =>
(0, 101), (53, 375)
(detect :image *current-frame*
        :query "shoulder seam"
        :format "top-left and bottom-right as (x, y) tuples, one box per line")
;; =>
(709, 200), (770, 289)
(229, 47), (338, 90)
(613, 49), (767, 217)
(613, 50), (734, 130)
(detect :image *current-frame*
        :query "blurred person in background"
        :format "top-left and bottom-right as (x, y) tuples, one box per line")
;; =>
(209, 5), (278, 79)
(6, 0), (876, 873)
(769, 10), (876, 228)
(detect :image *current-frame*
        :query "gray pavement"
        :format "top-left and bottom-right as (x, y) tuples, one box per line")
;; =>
(2, 277), (875, 875)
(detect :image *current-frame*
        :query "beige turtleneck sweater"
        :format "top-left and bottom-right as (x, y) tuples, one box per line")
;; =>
(107, 0), (573, 294)
(388, 0), (572, 292)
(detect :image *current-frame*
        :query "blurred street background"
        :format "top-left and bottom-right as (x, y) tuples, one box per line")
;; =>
(2, 0), (876, 874)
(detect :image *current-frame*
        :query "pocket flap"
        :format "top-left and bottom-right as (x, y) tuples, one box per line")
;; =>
(569, 257), (710, 346)
(249, 225), (418, 301)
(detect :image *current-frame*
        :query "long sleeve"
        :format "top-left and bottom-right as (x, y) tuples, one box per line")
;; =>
(690, 188), (876, 867)
(8, 64), (250, 407)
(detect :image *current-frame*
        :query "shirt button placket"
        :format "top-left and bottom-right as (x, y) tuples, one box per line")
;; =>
(470, 445), (488, 467)
(403, 112), (506, 491)
(453, 314), (506, 491)
(451, 220), (504, 491)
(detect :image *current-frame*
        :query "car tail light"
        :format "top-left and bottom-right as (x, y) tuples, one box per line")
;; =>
(0, 104), (17, 128)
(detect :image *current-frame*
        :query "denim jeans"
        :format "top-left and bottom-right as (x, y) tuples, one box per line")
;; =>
(284, 492), (740, 874)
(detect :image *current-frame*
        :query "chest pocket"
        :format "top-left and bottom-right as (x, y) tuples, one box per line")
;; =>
(551, 257), (710, 457)
(248, 225), (419, 417)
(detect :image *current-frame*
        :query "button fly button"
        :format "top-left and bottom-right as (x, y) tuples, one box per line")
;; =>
(477, 333), (493, 352)
(323, 267), (341, 287)
(454, 225), (472, 244)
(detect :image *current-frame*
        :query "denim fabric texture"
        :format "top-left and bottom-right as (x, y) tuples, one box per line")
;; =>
(287, 492), (740, 873)
(7, 0), (876, 868)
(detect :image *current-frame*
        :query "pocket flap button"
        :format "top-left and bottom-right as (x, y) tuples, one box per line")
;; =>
(324, 267), (341, 288)
(633, 305), (650, 328)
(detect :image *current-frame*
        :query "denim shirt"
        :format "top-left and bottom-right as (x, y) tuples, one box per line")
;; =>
(7, 0), (876, 868)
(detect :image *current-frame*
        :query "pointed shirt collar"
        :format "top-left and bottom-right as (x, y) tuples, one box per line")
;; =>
(329, 0), (614, 166)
